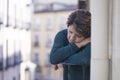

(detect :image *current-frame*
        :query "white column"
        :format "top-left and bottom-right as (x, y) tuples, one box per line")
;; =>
(90, 0), (109, 80)
(112, 0), (120, 80)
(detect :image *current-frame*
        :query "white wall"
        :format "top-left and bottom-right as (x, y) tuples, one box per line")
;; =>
(111, 0), (120, 80)
(90, 0), (109, 80)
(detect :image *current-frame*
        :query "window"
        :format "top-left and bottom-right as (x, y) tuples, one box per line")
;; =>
(0, 45), (3, 70)
(17, 51), (22, 64)
(46, 17), (53, 30)
(32, 0), (39, 4)
(33, 52), (39, 64)
(5, 40), (9, 69)
(0, 17), (3, 29)
(8, 41), (15, 67)
(59, 16), (67, 30)
(33, 34), (39, 47)
(34, 65), (42, 80)
(13, 77), (16, 80)
(13, 41), (22, 65)
(33, 17), (41, 30)
(46, 34), (53, 48)
(59, 22), (66, 30)
(14, 51), (22, 65)
(45, 53), (51, 67)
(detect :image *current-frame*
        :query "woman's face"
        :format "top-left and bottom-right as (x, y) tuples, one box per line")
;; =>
(67, 25), (85, 43)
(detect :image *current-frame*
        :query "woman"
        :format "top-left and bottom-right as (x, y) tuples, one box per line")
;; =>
(50, 9), (91, 80)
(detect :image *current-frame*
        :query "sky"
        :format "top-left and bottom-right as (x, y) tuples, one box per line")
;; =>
(34, 0), (78, 5)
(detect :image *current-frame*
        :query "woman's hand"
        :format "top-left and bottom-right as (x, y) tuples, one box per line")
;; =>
(75, 37), (91, 48)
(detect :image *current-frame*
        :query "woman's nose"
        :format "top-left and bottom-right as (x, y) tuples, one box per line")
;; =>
(70, 35), (75, 41)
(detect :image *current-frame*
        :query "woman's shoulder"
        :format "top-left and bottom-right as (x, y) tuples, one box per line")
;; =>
(56, 29), (67, 36)
(54, 29), (68, 41)
(58, 29), (67, 34)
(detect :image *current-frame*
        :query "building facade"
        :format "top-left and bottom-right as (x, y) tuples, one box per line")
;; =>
(31, 1), (78, 80)
(0, 0), (120, 80)
(0, 0), (36, 80)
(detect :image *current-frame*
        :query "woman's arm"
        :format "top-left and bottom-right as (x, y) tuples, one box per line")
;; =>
(63, 43), (91, 66)
(50, 30), (79, 64)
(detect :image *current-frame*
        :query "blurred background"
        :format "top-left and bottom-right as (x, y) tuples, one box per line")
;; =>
(0, 0), (90, 80)
(1, 0), (120, 80)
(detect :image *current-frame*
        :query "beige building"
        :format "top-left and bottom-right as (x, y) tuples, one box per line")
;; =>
(31, 2), (78, 80)
(31, 0), (120, 80)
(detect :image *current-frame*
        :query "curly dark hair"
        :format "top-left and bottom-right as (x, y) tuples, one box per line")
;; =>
(67, 9), (91, 38)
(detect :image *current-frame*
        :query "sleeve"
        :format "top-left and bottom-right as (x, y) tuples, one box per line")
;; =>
(63, 43), (91, 66)
(50, 30), (80, 65)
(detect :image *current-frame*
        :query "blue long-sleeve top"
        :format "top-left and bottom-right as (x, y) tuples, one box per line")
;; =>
(50, 29), (91, 66)
(50, 29), (91, 80)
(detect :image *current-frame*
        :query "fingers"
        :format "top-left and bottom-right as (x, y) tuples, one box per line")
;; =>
(54, 65), (59, 70)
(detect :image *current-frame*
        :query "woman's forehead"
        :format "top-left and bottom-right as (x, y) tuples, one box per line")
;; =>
(68, 25), (83, 36)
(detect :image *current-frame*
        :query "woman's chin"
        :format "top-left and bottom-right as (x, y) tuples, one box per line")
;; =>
(69, 41), (74, 43)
